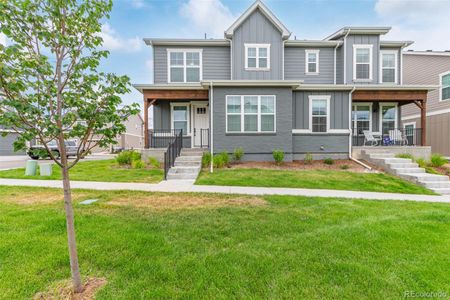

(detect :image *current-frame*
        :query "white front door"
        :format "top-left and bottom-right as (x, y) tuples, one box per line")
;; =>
(192, 104), (209, 147)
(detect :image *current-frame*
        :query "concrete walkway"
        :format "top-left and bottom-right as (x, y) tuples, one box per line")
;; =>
(1, 178), (450, 204)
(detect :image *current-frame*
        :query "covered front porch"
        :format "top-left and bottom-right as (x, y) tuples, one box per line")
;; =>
(351, 89), (427, 147)
(141, 88), (210, 149)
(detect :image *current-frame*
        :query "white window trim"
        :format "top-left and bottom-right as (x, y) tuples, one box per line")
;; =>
(225, 95), (276, 133)
(379, 102), (398, 132)
(352, 102), (373, 134)
(244, 44), (271, 71)
(170, 103), (191, 135)
(305, 49), (320, 75)
(308, 95), (331, 133)
(380, 50), (398, 84)
(439, 70), (450, 102)
(353, 44), (373, 82)
(167, 49), (203, 83)
(403, 121), (416, 129)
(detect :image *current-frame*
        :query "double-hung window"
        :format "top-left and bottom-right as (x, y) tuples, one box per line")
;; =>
(245, 44), (270, 70)
(353, 45), (372, 81)
(305, 50), (319, 74)
(171, 104), (189, 135)
(440, 71), (450, 101)
(226, 95), (276, 133)
(309, 96), (330, 133)
(168, 49), (202, 83)
(380, 50), (397, 83)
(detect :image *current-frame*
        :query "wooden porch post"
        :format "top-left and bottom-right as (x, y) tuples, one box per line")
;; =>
(144, 99), (149, 148)
(421, 99), (427, 146)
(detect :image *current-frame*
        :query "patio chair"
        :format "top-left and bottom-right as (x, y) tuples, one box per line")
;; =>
(389, 129), (408, 146)
(363, 131), (381, 146)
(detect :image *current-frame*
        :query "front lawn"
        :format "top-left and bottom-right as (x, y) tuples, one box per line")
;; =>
(0, 159), (163, 183)
(0, 186), (449, 298)
(196, 168), (435, 195)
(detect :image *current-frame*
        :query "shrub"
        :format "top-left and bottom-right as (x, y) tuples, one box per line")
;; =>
(273, 149), (284, 165)
(396, 153), (414, 160)
(116, 150), (132, 165)
(148, 157), (160, 169)
(304, 153), (313, 165)
(131, 151), (142, 162)
(202, 152), (212, 168)
(233, 148), (244, 163)
(430, 153), (447, 167)
(415, 158), (428, 168)
(340, 164), (349, 170)
(220, 151), (230, 166)
(213, 154), (225, 168)
(131, 159), (145, 169)
(324, 158), (334, 165)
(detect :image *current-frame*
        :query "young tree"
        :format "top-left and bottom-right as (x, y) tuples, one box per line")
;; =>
(0, 0), (139, 293)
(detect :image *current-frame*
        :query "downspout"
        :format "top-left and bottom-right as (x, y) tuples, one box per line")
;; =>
(343, 29), (351, 84)
(225, 37), (233, 80)
(333, 42), (339, 85)
(209, 81), (214, 173)
(282, 39), (287, 80)
(348, 86), (372, 170)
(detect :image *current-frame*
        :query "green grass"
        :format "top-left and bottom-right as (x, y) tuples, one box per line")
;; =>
(0, 186), (449, 299)
(196, 168), (435, 195)
(0, 159), (163, 183)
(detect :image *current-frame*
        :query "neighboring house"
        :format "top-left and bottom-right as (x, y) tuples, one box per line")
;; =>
(0, 126), (26, 155)
(401, 51), (450, 156)
(135, 0), (434, 161)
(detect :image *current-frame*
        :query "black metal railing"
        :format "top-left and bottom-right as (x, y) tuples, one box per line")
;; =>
(193, 128), (210, 148)
(352, 128), (423, 146)
(149, 129), (183, 148)
(164, 129), (183, 180)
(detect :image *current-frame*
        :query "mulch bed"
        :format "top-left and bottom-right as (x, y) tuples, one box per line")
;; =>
(227, 159), (367, 172)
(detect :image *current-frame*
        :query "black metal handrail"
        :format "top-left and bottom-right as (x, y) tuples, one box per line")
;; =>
(352, 128), (423, 146)
(149, 129), (183, 148)
(164, 129), (183, 180)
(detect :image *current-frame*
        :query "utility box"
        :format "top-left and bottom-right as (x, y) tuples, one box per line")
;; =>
(25, 160), (38, 176)
(40, 163), (53, 176)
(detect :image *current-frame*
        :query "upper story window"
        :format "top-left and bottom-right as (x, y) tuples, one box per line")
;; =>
(309, 96), (330, 133)
(440, 71), (450, 101)
(380, 50), (397, 83)
(226, 95), (276, 133)
(353, 45), (373, 81)
(244, 44), (270, 70)
(167, 49), (202, 83)
(305, 50), (319, 74)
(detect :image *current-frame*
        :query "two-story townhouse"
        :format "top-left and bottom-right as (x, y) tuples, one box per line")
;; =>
(401, 51), (450, 156)
(134, 0), (434, 162)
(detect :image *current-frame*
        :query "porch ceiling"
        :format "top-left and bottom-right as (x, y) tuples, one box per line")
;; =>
(144, 89), (208, 101)
(352, 90), (427, 103)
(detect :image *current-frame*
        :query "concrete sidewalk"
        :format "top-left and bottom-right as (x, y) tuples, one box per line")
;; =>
(0, 178), (450, 203)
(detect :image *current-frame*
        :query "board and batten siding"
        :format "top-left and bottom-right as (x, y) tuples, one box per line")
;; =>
(284, 47), (334, 83)
(212, 87), (293, 161)
(345, 34), (380, 84)
(292, 91), (350, 130)
(402, 54), (450, 116)
(153, 46), (231, 83)
(232, 8), (283, 80)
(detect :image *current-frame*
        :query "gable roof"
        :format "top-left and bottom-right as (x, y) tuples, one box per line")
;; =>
(324, 26), (391, 40)
(224, 0), (291, 40)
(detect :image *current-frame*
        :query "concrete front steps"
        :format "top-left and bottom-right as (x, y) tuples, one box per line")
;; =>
(361, 149), (450, 195)
(166, 148), (204, 180)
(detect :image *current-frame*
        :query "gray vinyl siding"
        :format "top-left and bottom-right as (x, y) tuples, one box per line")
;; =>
(292, 134), (349, 154)
(232, 8), (283, 80)
(336, 46), (344, 84)
(345, 34), (380, 84)
(293, 91), (350, 130)
(212, 87), (293, 160)
(284, 47), (335, 83)
(153, 46), (231, 83)
(0, 133), (25, 155)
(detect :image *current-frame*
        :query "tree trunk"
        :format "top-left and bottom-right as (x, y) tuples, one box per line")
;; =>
(61, 155), (83, 293)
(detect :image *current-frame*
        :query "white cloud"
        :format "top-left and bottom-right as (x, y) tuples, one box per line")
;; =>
(0, 33), (7, 46)
(130, 0), (146, 9)
(99, 23), (143, 52)
(375, 0), (450, 50)
(179, 0), (237, 38)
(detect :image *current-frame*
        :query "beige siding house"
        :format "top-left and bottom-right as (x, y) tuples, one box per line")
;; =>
(402, 51), (450, 156)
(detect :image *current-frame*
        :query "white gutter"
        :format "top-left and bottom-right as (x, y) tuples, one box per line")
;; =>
(333, 42), (340, 84)
(343, 29), (351, 84)
(209, 81), (214, 173)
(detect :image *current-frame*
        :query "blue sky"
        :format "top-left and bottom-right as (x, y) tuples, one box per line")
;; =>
(4, 0), (446, 109)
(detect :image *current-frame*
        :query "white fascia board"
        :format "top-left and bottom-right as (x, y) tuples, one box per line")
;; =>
(285, 40), (342, 47)
(380, 40), (414, 48)
(132, 83), (205, 93)
(403, 51), (450, 57)
(324, 26), (391, 41)
(144, 38), (230, 47)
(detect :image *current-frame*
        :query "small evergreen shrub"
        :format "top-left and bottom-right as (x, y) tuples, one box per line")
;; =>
(116, 151), (132, 165)
(220, 151), (229, 166)
(131, 159), (145, 169)
(213, 154), (225, 168)
(396, 153), (414, 160)
(131, 151), (142, 162)
(148, 157), (160, 169)
(273, 149), (284, 165)
(340, 164), (349, 170)
(324, 158), (334, 165)
(233, 148), (244, 163)
(430, 153), (447, 167)
(304, 153), (313, 165)
(202, 152), (212, 168)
